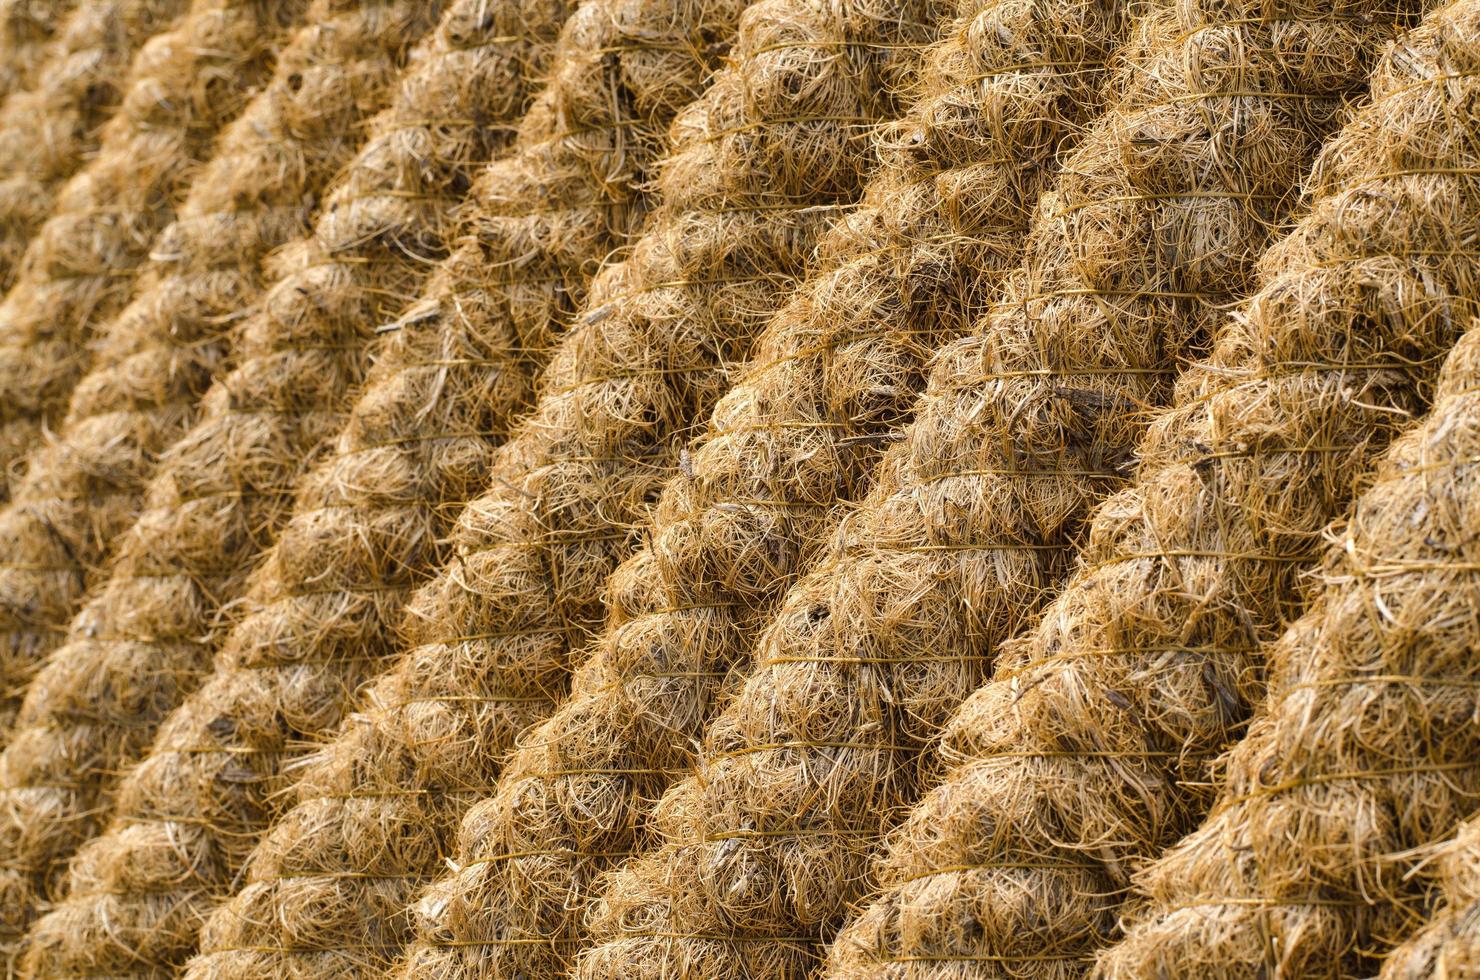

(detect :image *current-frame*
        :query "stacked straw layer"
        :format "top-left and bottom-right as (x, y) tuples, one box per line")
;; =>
(10, 0), (740, 970)
(8, 0), (573, 972)
(182, 0), (954, 972)
(0, 0), (82, 98)
(825, 0), (1480, 975)
(1381, 818), (1480, 977)
(0, 0), (307, 505)
(1095, 304), (1480, 976)
(574, 0), (1413, 977)
(177, 0), (752, 969)
(0, 0), (186, 289)
(0, 0), (681, 943)
(387, 0), (1129, 975)
(0, 0), (453, 961)
(1089, 30), (1480, 960)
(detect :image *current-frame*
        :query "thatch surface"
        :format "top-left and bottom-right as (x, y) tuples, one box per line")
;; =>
(387, 0), (1127, 975)
(0, 0), (303, 510)
(574, 0), (1413, 976)
(177, 0), (751, 971)
(13, 0), (575, 973)
(180, 0), (951, 972)
(0, 0), (314, 728)
(10, 0), (749, 971)
(0, 0), (81, 99)
(825, 1), (1480, 975)
(1095, 310), (1480, 977)
(0, 0), (185, 290)
(0, 0), (451, 965)
(1381, 818), (1480, 978)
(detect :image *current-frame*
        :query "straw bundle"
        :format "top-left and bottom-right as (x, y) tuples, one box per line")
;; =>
(13, 0), (746, 972)
(1381, 818), (1480, 978)
(0, 0), (313, 730)
(385, 0), (1127, 975)
(180, 0), (952, 973)
(12, 12), (564, 977)
(0, 0), (81, 98)
(0, 0), (305, 507)
(574, 2), (1412, 977)
(0, 0), (450, 962)
(819, 3), (1480, 975)
(1093, 309), (1480, 978)
(0, 0), (187, 290)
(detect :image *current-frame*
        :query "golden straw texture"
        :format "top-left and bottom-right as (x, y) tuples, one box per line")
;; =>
(0, 0), (306, 506)
(185, 0), (952, 971)
(12, 0), (578, 972)
(178, 0), (750, 975)
(828, 1), (1480, 975)
(1381, 817), (1480, 978)
(1095, 310), (1480, 977)
(11, 0), (747, 971)
(0, 0), (451, 963)
(0, 0), (186, 290)
(576, 1), (1416, 977)
(388, 0), (1128, 975)
(0, 0), (81, 98)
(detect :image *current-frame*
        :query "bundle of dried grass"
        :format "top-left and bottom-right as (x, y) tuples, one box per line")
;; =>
(1093, 312), (1480, 978)
(0, 0), (81, 98)
(383, 0), (1128, 975)
(0, 0), (451, 962)
(575, 1), (1415, 976)
(0, 0), (305, 505)
(819, 2), (1480, 975)
(11, 0), (740, 972)
(0, 0), (186, 289)
(177, 0), (953, 973)
(1381, 818), (1480, 978)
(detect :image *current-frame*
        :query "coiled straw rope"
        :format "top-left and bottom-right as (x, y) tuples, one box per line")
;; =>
(0, 0), (185, 289)
(13, 0), (576, 972)
(831, 2), (1480, 975)
(0, 0), (452, 963)
(183, 0), (953, 972)
(0, 0), (306, 505)
(576, 1), (1417, 977)
(388, 0), (1129, 976)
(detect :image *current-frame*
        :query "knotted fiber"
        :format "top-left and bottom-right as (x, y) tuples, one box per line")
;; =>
(0, 0), (82, 99)
(1094, 308), (1480, 978)
(1380, 817), (1480, 978)
(0, 0), (305, 508)
(0, 0), (188, 292)
(12, 0), (737, 972)
(182, 0), (952, 972)
(575, 1), (1415, 977)
(822, 2), (1480, 975)
(0, 0), (451, 963)
(388, 0), (1128, 976)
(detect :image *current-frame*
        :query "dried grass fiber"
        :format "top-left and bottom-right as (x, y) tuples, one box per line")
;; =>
(574, 1), (1415, 977)
(181, 0), (951, 971)
(0, 0), (304, 508)
(1094, 311), (1480, 978)
(175, 0), (752, 973)
(386, 0), (1128, 975)
(11, 0), (736, 972)
(0, 0), (314, 726)
(0, 0), (186, 289)
(1380, 817), (1480, 978)
(0, 0), (452, 963)
(0, 0), (82, 98)
(826, 2), (1480, 975)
